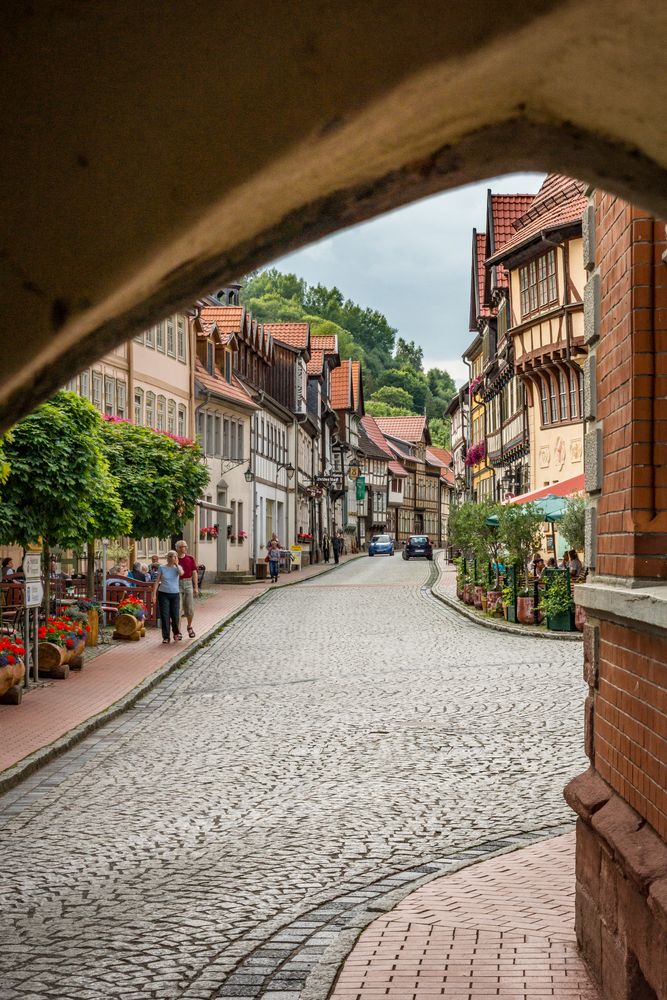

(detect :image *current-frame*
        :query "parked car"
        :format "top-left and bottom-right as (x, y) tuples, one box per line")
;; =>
(402, 534), (433, 560)
(368, 533), (395, 556)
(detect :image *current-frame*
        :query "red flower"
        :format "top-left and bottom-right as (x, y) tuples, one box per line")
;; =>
(65, 638), (74, 649)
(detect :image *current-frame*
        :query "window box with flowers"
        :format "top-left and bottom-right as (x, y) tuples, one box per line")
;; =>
(238, 529), (248, 543)
(297, 532), (313, 542)
(464, 440), (486, 467)
(0, 636), (26, 704)
(200, 525), (219, 542)
(38, 615), (89, 678)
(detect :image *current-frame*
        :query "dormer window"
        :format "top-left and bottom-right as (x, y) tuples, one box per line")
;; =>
(225, 350), (232, 383)
(207, 342), (214, 374)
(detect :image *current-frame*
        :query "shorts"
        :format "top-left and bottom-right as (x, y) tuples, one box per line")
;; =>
(180, 576), (194, 617)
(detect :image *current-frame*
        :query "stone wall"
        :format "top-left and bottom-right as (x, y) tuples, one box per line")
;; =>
(570, 192), (667, 999)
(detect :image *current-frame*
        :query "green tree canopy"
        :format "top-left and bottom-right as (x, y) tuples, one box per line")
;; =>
(559, 494), (585, 552)
(364, 400), (414, 418)
(379, 367), (430, 413)
(369, 385), (414, 410)
(0, 392), (130, 550)
(428, 417), (451, 450)
(499, 503), (544, 590)
(393, 337), (423, 372)
(101, 420), (209, 540)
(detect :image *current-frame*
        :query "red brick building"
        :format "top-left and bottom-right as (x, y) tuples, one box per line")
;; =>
(566, 193), (667, 1000)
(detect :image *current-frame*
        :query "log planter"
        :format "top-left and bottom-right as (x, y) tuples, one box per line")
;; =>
(85, 608), (99, 647)
(0, 658), (25, 704)
(38, 639), (85, 679)
(113, 612), (146, 642)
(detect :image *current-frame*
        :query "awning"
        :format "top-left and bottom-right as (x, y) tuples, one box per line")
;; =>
(509, 474), (584, 505)
(486, 493), (569, 527)
(196, 499), (232, 514)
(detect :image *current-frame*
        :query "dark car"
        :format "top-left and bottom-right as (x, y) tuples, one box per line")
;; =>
(402, 534), (433, 560)
(368, 533), (394, 556)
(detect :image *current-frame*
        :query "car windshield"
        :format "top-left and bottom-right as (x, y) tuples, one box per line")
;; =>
(372, 535), (391, 543)
(410, 536), (428, 545)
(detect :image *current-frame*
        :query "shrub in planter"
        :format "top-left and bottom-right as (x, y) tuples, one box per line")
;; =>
(539, 573), (575, 632)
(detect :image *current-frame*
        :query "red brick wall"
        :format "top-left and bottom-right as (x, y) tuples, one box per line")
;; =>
(595, 193), (667, 580)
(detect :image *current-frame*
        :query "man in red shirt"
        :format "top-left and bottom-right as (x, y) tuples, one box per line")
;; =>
(176, 540), (199, 638)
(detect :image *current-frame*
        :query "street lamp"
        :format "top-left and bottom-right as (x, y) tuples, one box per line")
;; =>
(277, 461), (295, 481)
(244, 466), (255, 483)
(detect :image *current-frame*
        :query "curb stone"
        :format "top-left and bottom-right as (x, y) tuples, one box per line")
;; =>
(431, 563), (583, 642)
(0, 554), (364, 797)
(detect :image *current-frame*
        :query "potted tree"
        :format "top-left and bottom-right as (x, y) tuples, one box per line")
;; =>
(559, 494), (586, 630)
(499, 504), (544, 627)
(501, 582), (515, 621)
(539, 571), (575, 631)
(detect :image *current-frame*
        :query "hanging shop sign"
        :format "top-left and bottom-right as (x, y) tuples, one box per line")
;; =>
(355, 476), (366, 501)
(348, 464), (361, 481)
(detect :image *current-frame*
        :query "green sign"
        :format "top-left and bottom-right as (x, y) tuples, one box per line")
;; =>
(355, 476), (366, 501)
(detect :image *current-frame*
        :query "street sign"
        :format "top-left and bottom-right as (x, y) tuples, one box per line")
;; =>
(348, 464), (360, 480)
(25, 582), (44, 608)
(355, 476), (366, 501)
(23, 552), (41, 580)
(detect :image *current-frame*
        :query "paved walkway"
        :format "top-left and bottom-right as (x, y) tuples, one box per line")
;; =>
(330, 833), (599, 1000)
(0, 554), (358, 776)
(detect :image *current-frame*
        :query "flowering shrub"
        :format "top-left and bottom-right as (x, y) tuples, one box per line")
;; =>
(464, 440), (486, 467)
(117, 596), (146, 620)
(469, 375), (483, 394)
(38, 615), (89, 647)
(0, 636), (26, 667)
(200, 525), (219, 540)
(102, 415), (194, 447)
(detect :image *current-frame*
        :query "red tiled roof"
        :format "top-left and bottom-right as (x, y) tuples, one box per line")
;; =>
(264, 322), (310, 350)
(488, 194), (534, 289)
(330, 359), (352, 410)
(194, 359), (259, 409)
(474, 232), (493, 321)
(361, 415), (394, 458)
(388, 460), (408, 478)
(427, 444), (453, 466)
(488, 175), (587, 264)
(312, 334), (338, 354)
(351, 361), (362, 413)
(307, 350), (324, 376)
(359, 425), (389, 461)
(199, 305), (244, 335)
(375, 415), (427, 443)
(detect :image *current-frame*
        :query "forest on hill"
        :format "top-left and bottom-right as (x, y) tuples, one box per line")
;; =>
(240, 269), (457, 448)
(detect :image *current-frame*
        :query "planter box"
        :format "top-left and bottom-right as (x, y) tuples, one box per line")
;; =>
(85, 608), (99, 647)
(113, 612), (145, 641)
(486, 590), (502, 613)
(548, 611), (575, 632)
(474, 585), (484, 608)
(517, 596), (535, 626)
(0, 658), (25, 704)
(38, 638), (85, 679)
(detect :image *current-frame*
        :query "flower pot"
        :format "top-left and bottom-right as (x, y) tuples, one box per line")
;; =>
(0, 658), (25, 704)
(38, 638), (85, 678)
(503, 606), (509, 620)
(575, 604), (586, 632)
(85, 608), (99, 647)
(517, 595), (535, 626)
(480, 595), (488, 612)
(486, 590), (501, 613)
(113, 612), (145, 641)
(474, 586), (483, 608)
(548, 611), (575, 632)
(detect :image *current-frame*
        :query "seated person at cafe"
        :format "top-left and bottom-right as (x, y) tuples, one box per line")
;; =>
(1, 556), (15, 579)
(532, 557), (546, 579)
(128, 560), (149, 583)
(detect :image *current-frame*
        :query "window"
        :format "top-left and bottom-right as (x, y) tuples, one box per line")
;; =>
(540, 378), (549, 426)
(197, 409), (204, 444)
(177, 316), (186, 361)
(237, 423), (244, 461)
(104, 376), (115, 415)
(134, 331), (144, 345)
(79, 370), (90, 399)
(225, 351), (232, 383)
(206, 413), (214, 454)
(134, 387), (144, 425)
(230, 501), (237, 542)
(214, 414), (221, 456)
(156, 395), (166, 430)
(237, 501), (243, 537)
(167, 399), (176, 433)
(166, 317), (175, 356)
(282, 430), (286, 463)
(146, 391), (155, 427)
(230, 421), (238, 461)
(223, 418), (230, 459)
(156, 322), (165, 352)
(260, 418), (265, 455)
(145, 325), (155, 349)
(559, 371), (568, 421)
(178, 405), (186, 436)
(116, 380), (127, 418)
(65, 376), (78, 392)
(207, 342), (214, 374)
(549, 374), (558, 423)
(519, 250), (557, 317)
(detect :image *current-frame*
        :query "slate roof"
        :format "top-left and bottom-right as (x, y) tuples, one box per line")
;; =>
(375, 415), (428, 443)
(194, 359), (259, 409)
(488, 175), (587, 264)
(358, 426), (389, 461)
(264, 322), (310, 350)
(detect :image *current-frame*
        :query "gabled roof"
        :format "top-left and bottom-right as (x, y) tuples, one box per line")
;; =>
(199, 305), (245, 336)
(330, 359), (352, 410)
(486, 192), (534, 291)
(312, 333), (338, 354)
(307, 349), (324, 376)
(375, 415), (428, 444)
(426, 446), (455, 485)
(264, 322), (310, 351)
(470, 230), (493, 330)
(361, 414), (394, 459)
(194, 359), (259, 410)
(488, 174), (587, 264)
(388, 460), (408, 478)
(427, 444), (453, 466)
(358, 425), (389, 461)
(351, 361), (363, 414)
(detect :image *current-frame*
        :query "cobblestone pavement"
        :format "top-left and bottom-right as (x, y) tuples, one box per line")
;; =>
(0, 555), (587, 1000)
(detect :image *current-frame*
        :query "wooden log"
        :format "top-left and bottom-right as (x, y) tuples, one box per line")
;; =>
(113, 611), (143, 641)
(0, 684), (23, 705)
(0, 659), (25, 700)
(85, 608), (99, 647)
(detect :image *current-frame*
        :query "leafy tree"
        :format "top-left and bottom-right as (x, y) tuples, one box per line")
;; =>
(364, 400), (414, 417)
(427, 367), (457, 401)
(379, 367), (430, 413)
(244, 293), (306, 323)
(101, 420), (209, 541)
(393, 337), (423, 372)
(242, 268), (306, 304)
(369, 385), (415, 411)
(428, 417), (451, 450)
(0, 392), (131, 605)
(499, 503), (544, 591)
(559, 494), (585, 552)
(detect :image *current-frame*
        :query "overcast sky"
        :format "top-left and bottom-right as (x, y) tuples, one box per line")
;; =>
(274, 173), (544, 386)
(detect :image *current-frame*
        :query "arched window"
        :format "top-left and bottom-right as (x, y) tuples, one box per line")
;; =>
(167, 399), (176, 433)
(540, 377), (550, 426)
(145, 391), (155, 427)
(156, 395), (166, 431)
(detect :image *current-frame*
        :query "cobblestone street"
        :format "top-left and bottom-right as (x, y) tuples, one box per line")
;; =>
(0, 556), (587, 1000)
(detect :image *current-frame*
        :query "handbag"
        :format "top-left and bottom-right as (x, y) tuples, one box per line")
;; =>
(264, 554), (270, 562)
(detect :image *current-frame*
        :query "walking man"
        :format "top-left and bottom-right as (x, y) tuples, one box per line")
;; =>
(322, 532), (330, 564)
(332, 531), (342, 565)
(176, 540), (199, 638)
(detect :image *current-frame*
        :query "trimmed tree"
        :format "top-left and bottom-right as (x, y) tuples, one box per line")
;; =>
(101, 420), (209, 542)
(0, 392), (131, 606)
(559, 494), (585, 553)
(499, 503), (544, 591)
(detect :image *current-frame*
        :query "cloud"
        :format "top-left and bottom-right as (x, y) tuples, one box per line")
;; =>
(273, 172), (544, 378)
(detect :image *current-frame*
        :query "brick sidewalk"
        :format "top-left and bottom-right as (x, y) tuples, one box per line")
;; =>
(330, 833), (600, 1000)
(0, 554), (358, 776)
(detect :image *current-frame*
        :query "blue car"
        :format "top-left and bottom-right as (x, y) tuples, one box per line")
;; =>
(368, 533), (395, 556)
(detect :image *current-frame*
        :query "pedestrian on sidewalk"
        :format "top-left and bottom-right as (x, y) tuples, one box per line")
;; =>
(268, 540), (281, 582)
(153, 550), (183, 644)
(176, 540), (199, 638)
(332, 532), (342, 565)
(322, 532), (330, 563)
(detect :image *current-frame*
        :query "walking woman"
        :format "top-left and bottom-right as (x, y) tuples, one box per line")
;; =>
(153, 550), (184, 644)
(268, 539), (281, 583)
